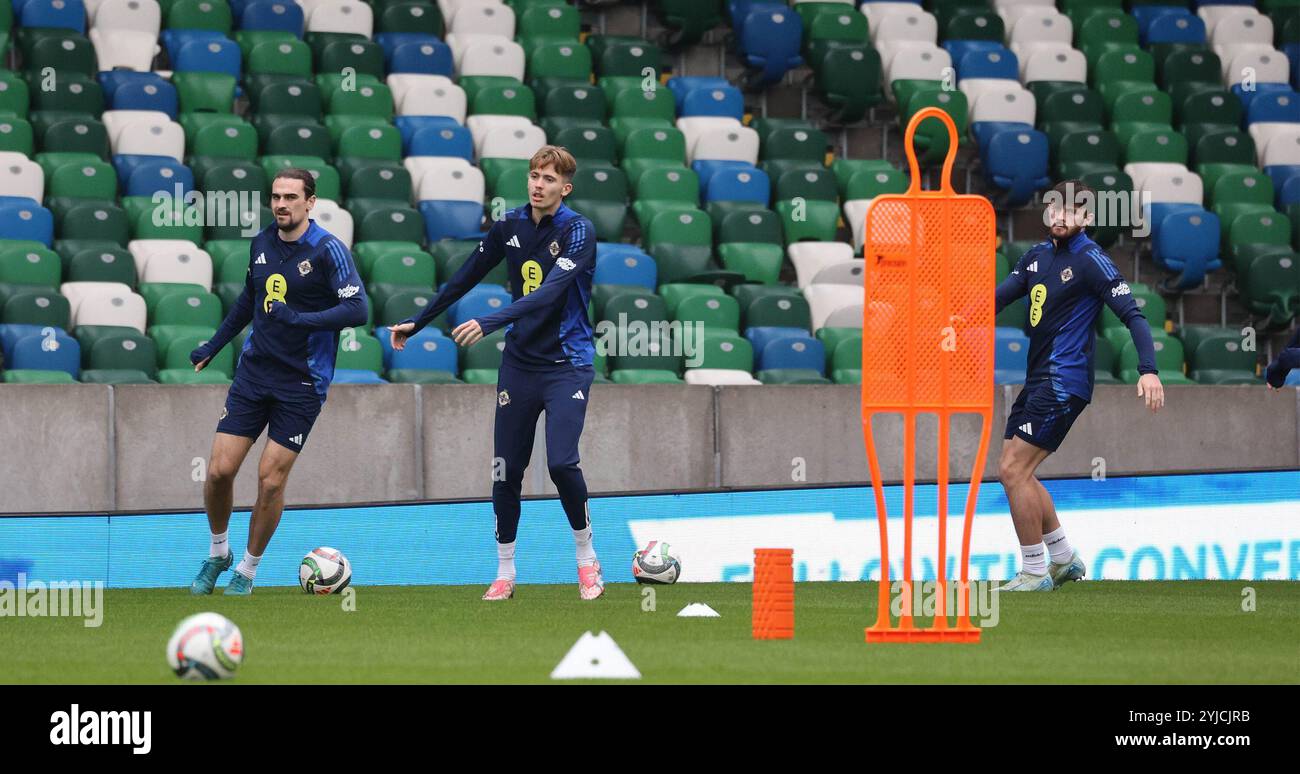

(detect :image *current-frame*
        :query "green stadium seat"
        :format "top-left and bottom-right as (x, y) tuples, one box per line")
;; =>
(66, 247), (137, 286)
(518, 3), (580, 53)
(744, 292), (812, 331)
(79, 369), (156, 384)
(85, 331), (158, 377)
(3, 369), (76, 383)
(654, 0), (723, 48)
(0, 244), (60, 287)
(621, 127), (687, 187)
(319, 39), (386, 81)
(158, 368), (232, 384)
(810, 43), (881, 123)
(172, 72), (236, 114)
(609, 368), (683, 384)
(1118, 331), (1193, 384)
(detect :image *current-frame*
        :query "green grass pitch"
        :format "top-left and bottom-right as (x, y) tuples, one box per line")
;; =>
(3, 582), (1298, 683)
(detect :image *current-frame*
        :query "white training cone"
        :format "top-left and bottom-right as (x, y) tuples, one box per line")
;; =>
(550, 631), (641, 680)
(677, 603), (720, 617)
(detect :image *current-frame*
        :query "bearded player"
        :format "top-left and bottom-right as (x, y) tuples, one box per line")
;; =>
(995, 180), (1165, 591)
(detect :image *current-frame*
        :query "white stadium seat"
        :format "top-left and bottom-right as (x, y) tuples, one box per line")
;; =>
(1198, 5), (1259, 37)
(127, 239), (201, 279)
(873, 9), (939, 69)
(1020, 47), (1085, 84)
(448, 0), (515, 37)
(414, 159), (486, 203)
(92, 0), (161, 34)
(789, 242), (855, 289)
(388, 74), (466, 122)
(1009, 8), (1071, 52)
(1261, 129), (1300, 167)
(683, 368), (761, 385)
(454, 36), (525, 79)
(1125, 164), (1202, 205)
(843, 199), (871, 253)
(101, 109), (169, 147)
(465, 114), (532, 157)
(804, 284), (863, 331)
(307, 0), (373, 37)
(139, 247), (214, 289)
(404, 156), (473, 199)
(810, 259), (866, 287)
(109, 115), (185, 161)
(823, 303), (864, 328)
(860, 2), (920, 41)
(308, 199), (353, 247)
(479, 123), (546, 160)
(1223, 48), (1290, 87)
(684, 123), (759, 165)
(89, 29), (159, 72)
(61, 283), (147, 333)
(972, 85), (1036, 125)
(0, 153), (44, 202)
(883, 44), (951, 100)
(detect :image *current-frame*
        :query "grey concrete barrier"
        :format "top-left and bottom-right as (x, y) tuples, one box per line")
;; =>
(716, 385), (1006, 488)
(0, 385), (112, 513)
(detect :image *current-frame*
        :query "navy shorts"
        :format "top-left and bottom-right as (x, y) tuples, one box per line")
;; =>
(216, 376), (324, 453)
(1004, 383), (1089, 453)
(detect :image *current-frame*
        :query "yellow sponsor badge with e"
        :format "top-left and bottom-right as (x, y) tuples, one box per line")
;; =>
(265, 273), (288, 313)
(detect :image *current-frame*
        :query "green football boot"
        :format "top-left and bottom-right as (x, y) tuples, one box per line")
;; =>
(190, 553), (233, 595)
(224, 572), (254, 596)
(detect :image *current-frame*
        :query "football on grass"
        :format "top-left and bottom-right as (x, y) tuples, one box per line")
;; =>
(166, 612), (243, 681)
(299, 546), (352, 594)
(633, 540), (681, 584)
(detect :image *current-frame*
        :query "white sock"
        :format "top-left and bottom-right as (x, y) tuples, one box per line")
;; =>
(1043, 527), (1073, 564)
(1021, 543), (1047, 576)
(235, 550), (261, 581)
(573, 526), (597, 567)
(209, 530), (230, 559)
(496, 541), (516, 581)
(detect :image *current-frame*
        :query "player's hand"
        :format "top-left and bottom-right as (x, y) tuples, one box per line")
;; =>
(190, 343), (213, 370)
(388, 322), (415, 351)
(1137, 373), (1164, 413)
(451, 319), (484, 347)
(266, 300), (301, 326)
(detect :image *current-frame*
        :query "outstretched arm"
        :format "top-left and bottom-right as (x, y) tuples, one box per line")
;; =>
(1087, 253), (1164, 412)
(192, 258), (254, 370)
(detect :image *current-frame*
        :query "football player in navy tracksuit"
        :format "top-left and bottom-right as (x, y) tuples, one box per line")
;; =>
(388, 146), (604, 601)
(1265, 329), (1300, 389)
(188, 169), (368, 596)
(994, 180), (1165, 591)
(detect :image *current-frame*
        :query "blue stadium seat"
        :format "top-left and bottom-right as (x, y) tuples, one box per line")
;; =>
(941, 41), (1000, 73)
(173, 37), (242, 80)
(0, 201), (54, 246)
(389, 39), (455, 77)
(229, 0), (253, 24)
(447, 284), (512, 327)
(407, 123), (474, 161)
(594, 248), (656, 290)
(957, 48), (1018, 82)
(418, 200), (485, 242)
(9, 330), (80, 378)
(667, 77), (730, 112)
(1152, 209), (1221, 290)
(1147, 202), (1202, 246)
(1286, 370), (1300, 387)
(20, 0), (86, 33)
(1132, 7), (1187, 44)
(737, 4), (803, 85)
(161, 30), (227, 64)
(982, 129), (1050, 207)
(240, 1), (305, 36)
(1246, 91), (1300, 126)
(692, 160), (754, 199)
(375, 34), (444, 67)
(126, 158), (195, 199)
(113, 155), (175, 191)
(994, 327), (1028, 384)
(744, 326), (809, 357)
(971, 121), (1032, 158)
(332, 369), (388, 384)
(377, 327), (458, 373)
(0, 324), (52, 361)
(681, 85), (745, 120)
(1146, 11), (1205, 46)
(395, 116), (459, 151)
(1232, 82), (1292, 113)
(700, 165), (770, 204)
(99, 72), (178, 117)
(1279, 172), (1300, 208)
(755, 334), (823, 373)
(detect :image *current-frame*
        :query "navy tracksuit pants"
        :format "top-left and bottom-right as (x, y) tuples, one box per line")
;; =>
(491, 362), (595, 543)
